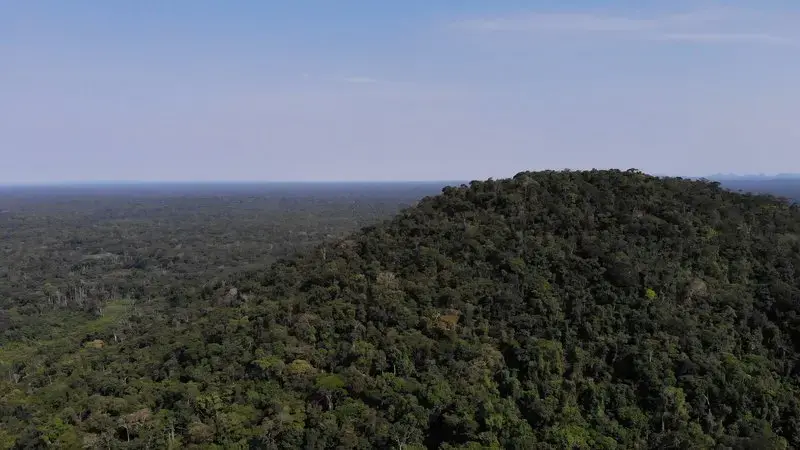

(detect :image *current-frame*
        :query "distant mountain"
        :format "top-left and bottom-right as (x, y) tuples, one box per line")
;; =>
(706, 173), (800, 181)
(709, 177), (800, 203)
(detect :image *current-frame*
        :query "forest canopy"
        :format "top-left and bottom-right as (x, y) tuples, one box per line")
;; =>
(3, 170), (800, 449)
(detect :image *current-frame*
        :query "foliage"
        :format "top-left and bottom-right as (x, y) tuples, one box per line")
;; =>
(3, 172), (800, 448)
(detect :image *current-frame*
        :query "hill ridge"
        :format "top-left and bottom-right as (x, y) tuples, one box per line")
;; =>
(218, 169), (800, 448)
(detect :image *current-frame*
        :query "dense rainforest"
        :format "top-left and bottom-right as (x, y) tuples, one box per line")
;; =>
(3, 171), (800, 449)
(0, 182), (443, 448)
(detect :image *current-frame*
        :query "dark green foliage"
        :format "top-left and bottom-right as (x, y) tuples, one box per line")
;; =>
(3, 171), (800, 448)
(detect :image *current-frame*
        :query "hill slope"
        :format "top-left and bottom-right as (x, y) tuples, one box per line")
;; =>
(4, 169), (800, 449)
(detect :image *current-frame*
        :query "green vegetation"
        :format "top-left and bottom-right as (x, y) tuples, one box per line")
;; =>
(3, 171), (800, 448)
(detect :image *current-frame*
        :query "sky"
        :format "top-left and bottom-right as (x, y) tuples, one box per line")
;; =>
(2, 0), (800, 183)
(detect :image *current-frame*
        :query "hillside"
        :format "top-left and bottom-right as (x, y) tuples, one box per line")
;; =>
(4, 169), (800, 448)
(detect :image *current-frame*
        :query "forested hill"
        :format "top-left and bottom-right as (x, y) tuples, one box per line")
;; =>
(5, 169), (800, 449)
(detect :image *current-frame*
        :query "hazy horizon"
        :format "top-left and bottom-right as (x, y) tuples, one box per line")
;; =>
(3, 171), (800, 188)
(4, 1), (800, 183)
(0, 179), (466, 188)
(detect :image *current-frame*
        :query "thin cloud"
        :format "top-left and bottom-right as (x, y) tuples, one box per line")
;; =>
(298, 74), (380, 84)
(656, 32), (796, 45)
(302, 75), (419, 88)
(456, 14), (652, 33)
(452, 9), (796, 46)
(342, 76), (378, 84)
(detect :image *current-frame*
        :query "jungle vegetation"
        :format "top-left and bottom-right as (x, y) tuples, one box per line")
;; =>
(2, 171), (800, 449)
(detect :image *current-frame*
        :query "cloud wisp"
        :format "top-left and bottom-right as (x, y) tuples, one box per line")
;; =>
(342, 76), (379, 84)
(300, 74), (382, 84)
(655, 32), (794, 45)
(452, 9), (797, 46)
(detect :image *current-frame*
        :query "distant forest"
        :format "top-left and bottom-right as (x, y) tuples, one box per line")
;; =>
(714, 179), (800, 202)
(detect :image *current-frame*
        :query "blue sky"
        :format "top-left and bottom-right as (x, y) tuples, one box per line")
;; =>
(2, 1), (799, 183)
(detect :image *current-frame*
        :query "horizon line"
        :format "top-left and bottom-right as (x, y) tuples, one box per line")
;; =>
(0, 179), (470, 188)
(2, 172), (800, 188)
